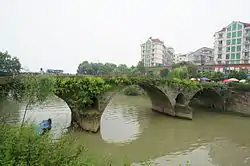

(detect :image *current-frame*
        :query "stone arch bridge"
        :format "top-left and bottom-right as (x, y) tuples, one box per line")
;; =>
(0, 75), (225, 133)
(53, 76), (225, 132)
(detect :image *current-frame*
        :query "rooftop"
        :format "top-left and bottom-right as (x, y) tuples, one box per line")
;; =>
(216, 21), (250, 33)
(149, 37), (164, 44)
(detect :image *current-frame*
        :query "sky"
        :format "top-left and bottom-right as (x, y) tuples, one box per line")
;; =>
(1, 0), (250, 73)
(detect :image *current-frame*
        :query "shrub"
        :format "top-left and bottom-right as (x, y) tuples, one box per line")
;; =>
(228, 82), (250, 92)
(0, 125), (88, 166)
(123, 85), (142, 96)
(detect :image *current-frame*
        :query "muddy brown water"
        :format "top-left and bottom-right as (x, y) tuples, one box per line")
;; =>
(2, 94), (250, 166)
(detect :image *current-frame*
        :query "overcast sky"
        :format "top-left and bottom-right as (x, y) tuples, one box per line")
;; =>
(1, 0), (250, 73)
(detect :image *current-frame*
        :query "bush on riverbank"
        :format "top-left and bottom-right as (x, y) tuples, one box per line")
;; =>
(122, 85), (143, 96)
(0, 125), (88, 166)
(0, 125), (155, 165)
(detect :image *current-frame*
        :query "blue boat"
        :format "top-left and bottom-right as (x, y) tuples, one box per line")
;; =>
(34, 121), (51, 136)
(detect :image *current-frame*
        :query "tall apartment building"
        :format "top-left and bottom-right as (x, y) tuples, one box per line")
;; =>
(187, 47), (214, 65)
(141, 37), (173, 67)
(214, 21), (250, 65)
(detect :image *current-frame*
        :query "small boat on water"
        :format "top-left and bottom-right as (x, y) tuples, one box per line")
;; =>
(34, 119), (52, 136)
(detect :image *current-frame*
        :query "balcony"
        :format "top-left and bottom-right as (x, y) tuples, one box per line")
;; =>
(245, 40), (250, 44)
(218, 35), (223, 39)
(243, 49), (249, 52)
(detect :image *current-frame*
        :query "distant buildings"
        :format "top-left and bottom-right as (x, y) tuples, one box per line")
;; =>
(187, 47), (214, 66)
(173, 54), (188, 64)
(141, 21), (250, 70)
(141, 37), (174, 67)
(214, 21), (250, 65)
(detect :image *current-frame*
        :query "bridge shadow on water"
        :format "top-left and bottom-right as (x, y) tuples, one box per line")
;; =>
(188, 88), (225, 115)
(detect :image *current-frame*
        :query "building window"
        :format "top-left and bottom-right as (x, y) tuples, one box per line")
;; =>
(231, 46), (236, 52)
(238, 24), (243, 30)
(231, 60), (235, 64)
(232, 32), (237, 38)
(232, 39), (236, 45)
(218, 61), (222, 64)
(235, 60), (240, 64)
(237, 38), (242, 44)
(218, 54), (222, 59)
(226, 54), (230, 59)
(231, 53), (235, 59)
(237, 46), (241, 52)
(219, 41), (223, 45)
(236, 53), (241, 59)
(227, 26), (231, 31)
(227, 40), (231, 45)
(227, 32), (231, 38)
(218, 47), (222, 51)
(232, 23), (237, 30)
(237, 31), (242, 37)
(226, 47), (230, 52)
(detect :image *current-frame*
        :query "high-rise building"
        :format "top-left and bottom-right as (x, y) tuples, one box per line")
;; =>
(187, 47), (214, 65)
(141, 37), (173, 67)
(214, 21), (250, 65)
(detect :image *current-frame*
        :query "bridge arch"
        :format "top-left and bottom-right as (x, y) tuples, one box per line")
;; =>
(188, 88), (224, 112)
(54, 82), (175, 133)
(100, 83), (175, 116)
(175, 93), (185, 105)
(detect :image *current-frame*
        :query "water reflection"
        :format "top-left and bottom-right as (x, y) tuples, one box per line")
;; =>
(19, 96), (71, 139)
(101, 95), (151, 144)
(0, 99), (20, 123)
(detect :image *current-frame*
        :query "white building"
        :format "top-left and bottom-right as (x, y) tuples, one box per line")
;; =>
(214, 21), (250, 65)
(187, 47), (214, 65)
(141, 37), (173, 67)
(173, 53), (188, 64)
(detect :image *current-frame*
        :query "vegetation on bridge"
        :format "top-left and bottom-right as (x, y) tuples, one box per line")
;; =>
(1, 75), (218, 113)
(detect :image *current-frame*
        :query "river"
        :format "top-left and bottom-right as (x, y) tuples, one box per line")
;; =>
(2, 94), (250, 166)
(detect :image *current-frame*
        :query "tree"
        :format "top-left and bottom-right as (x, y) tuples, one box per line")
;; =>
(172, 62), (198, 79)
(172, 61), (190, 69)
(136, 61), (145, 75)
(77, 61), (94, 75)
(170, 67), (188, 79)
(0, 51), (21, 74)
(211, 72), (224, 81)
(91, 62), (103, 75)
(99, 63), (117, 75)
(115, 64), (130, 75)
(201, 72), (213, 79)
(228, 70), (247, 80)
(160, 68), (169, 77)
(128, 66), (140, 76)
(18, 75), (55, 127)
(76, 60), (146, 76)
(186, 64), (198, 78)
